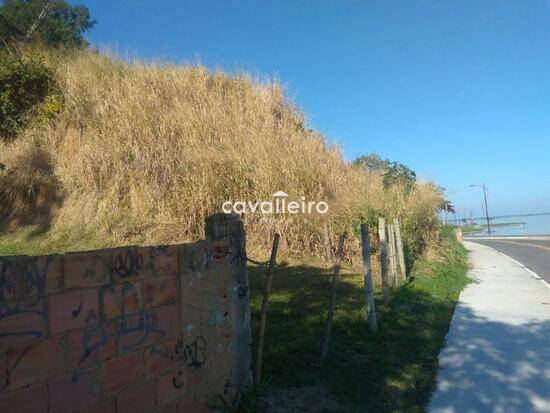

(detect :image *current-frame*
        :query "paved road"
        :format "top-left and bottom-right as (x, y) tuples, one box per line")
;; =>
(429, 241), (550, 413)
(466, 237), (550, 285)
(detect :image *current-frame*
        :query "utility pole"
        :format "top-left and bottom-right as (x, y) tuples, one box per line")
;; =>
(470, 184), (491, 236)
(482, 184), (491, 236)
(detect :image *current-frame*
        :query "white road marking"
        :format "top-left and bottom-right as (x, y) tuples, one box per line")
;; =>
(475, 244), (550, 290)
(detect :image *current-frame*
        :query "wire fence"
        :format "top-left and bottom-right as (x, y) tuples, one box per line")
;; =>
(251, 218), (407, 382)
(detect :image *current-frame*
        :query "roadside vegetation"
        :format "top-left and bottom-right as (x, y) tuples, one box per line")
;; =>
(0, 3), (471, 413)
(459, 224), (483, 234)
(0, 37), (444, 267)
(249, 226), (469, 412)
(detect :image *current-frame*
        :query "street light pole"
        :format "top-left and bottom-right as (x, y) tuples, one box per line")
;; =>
(481, 184), (491, 236)
(470, 184), (491, 236)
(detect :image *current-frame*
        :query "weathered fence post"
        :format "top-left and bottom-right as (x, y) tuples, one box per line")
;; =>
(387, 224), (398, 288)
(378, 218), (390, 302)
(323, 222), (332, 263)
(205, 213), (252, 388)
(393, 218), (407, 281)
(455, 227), (464, 245)
(361, 224), (378, 333)
(321, 233), (346, 361)
(254, 233), (280, 384)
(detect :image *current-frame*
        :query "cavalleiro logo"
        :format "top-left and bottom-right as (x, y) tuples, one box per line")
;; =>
(222, 191), (329, 214)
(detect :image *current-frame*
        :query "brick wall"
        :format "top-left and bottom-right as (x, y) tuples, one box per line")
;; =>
(0, 214), (252, 413)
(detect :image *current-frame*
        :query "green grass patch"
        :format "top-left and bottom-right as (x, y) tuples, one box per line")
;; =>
(249, 226), (469, 412)
(0, 226), (134, 256)
(459, 224), (483, 235)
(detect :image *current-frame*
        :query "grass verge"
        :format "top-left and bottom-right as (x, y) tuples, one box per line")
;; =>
(249, 225), (469, 412)
(0, 226), (112, 256)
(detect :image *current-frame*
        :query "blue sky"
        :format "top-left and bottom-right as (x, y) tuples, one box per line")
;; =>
(78, 0), (550, 217)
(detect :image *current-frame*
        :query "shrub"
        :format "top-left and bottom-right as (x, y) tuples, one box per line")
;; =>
(37, 93), (63, 121)
(0, 139), (61, 231)
(0, 55), (56, 139)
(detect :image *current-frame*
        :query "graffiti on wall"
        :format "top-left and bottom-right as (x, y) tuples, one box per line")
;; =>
(0, 256), (54, 340)
(1, 232), (242, 410)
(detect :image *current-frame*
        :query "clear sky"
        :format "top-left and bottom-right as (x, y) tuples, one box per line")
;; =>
(77, 0), (550, 217)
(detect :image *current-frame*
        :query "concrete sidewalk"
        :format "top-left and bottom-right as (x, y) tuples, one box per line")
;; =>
(428, 241), (550, 413)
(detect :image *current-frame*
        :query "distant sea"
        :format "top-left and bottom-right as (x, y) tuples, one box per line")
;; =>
(464, 214), (550, 237)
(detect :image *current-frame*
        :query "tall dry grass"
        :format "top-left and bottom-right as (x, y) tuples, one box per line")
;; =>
(0, 50), (442, 262)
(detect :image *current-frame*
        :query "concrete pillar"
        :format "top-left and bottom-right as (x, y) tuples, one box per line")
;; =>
(204, 213), (252, 389)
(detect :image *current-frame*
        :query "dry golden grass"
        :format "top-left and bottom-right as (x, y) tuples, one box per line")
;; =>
(0, 50), (442, 261)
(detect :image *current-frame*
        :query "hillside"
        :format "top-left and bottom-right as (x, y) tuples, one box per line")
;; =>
(0, 50), (442, 262)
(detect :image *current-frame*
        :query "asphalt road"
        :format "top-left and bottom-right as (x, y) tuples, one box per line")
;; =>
(468, 238), (550, 285)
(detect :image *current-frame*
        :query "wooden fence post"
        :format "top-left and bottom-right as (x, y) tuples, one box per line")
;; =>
(320, 233), (346, 361)
(393, 219), (407, 281)
(361, 224), (378, 333)
(323, 223), (332, 263)
(255, 233), (280, 384)
(387, 224), (398, 288)
(378, 218), (390, 303)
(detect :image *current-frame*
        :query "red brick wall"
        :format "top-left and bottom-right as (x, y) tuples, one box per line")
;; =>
(0, 238), (245, 413)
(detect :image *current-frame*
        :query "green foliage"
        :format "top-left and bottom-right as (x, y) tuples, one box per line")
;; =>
(0, 0), (95, 48)
(383, 162), (417, 191)
(37, 92), (61, 121)
(352, 152), (390, 172)
(353, 152), (417, 191)
(0, 54), (56, 138)
(350, 210), (379, 239)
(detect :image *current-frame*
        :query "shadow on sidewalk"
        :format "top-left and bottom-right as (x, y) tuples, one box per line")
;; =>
(430, 305), (550, 412)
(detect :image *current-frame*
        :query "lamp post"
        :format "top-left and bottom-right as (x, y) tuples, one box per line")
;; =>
(470, 184), (491, 236)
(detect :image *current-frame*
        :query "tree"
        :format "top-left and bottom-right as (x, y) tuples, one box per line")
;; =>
(353, 152), (417, 191)
(382, 162), (417, 191)
(440, 200), (455, 214)
(352, 153), (390, 172)
(0, 0), (95, 48)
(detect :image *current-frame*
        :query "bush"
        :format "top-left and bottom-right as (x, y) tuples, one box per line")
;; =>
(37, 93), (63, 121)
(0, 55), (56, 139)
